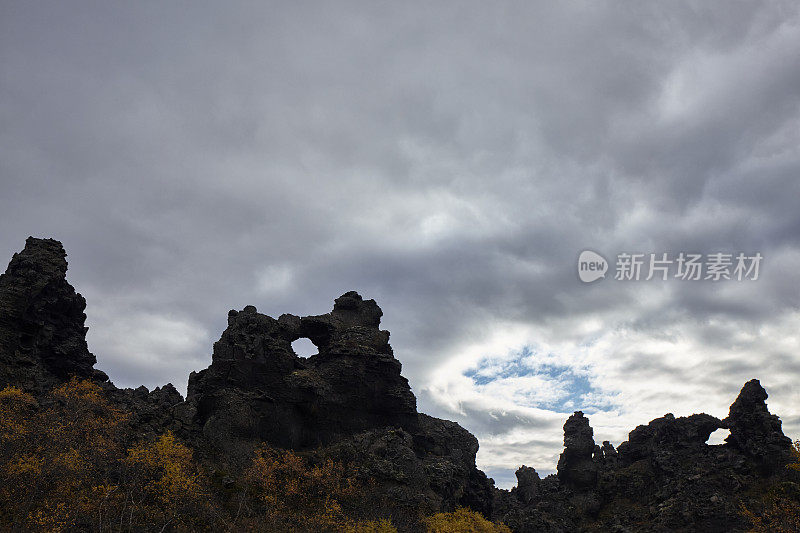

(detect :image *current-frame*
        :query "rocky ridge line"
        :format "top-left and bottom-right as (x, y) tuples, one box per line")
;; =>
(0, 237), (796, 532)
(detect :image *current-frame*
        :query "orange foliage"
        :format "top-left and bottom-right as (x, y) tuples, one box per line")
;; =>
(113, 431), (216, 531)
(241, 445), (384, 531)
(0, 379), (219, 532)
(1, 379), (507, 533)
(242, 445), (410, 533)
(739, 439), (800, 532)
(740, 497), (800, 533)
(0, 379), (128, 531)
(0, 385), (37, 438)
(422, 507), (512, 533)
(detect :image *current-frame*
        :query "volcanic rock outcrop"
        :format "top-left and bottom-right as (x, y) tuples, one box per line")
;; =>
(0, 237), (494, 518)
(725, 378), (794, 472)
(0, 237), (797, 532)
(557, 411), (598, 491)
(181, 290), (495, 514)
(0, 237), (188, 437)
(0, 237), (105, 393)
(495, 380), (797, 532)
(185, 292), (418, 450)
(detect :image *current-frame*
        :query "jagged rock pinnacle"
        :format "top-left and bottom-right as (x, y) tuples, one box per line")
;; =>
(724, 378), (793, 472)
(557, 411), (598, 491)
(0, 237), (106, 392)
(187, 291), (417, 449)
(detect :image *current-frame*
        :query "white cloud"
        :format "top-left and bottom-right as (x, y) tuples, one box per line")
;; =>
(1, 0), (798, 492)
(257, 264), (295, 295)
(84, 296), (210, 394)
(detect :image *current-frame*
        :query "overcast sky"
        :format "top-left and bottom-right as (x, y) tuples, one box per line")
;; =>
(2, 1), (799, 489)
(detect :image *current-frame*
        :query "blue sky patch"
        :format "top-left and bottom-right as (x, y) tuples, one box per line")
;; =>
(464, 346), (617, 414)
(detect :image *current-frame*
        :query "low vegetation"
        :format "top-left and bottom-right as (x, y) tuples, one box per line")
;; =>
(0, 379), (510, 532)
(423, 508), (512, 533)
(740, 440), (800, 532)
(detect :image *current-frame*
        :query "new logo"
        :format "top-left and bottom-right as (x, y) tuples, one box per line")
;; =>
(578, 250), (608, 283)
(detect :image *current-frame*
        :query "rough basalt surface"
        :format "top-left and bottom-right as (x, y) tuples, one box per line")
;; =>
(0, 238), (492, 517)
(724, 378), (794, 473)
(0, 237), (797, 532)
(185, 292), (418, 450)
(557, 411), (598, 491)
(181, 291), (496, 514)
(0, 238), (189, 436)
(0, 237), (105, 393)
(495, 380), (797, 532)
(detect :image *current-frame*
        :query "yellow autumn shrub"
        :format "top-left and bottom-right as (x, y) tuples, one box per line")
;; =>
(0, 379), (128, 531)
(119, 431), (216, 531)
(344, 518), (399, 533)
(0, 379), (220, 532)
(242, 445), (387, 531)
(740, 497), (800, 533)
(740, 439), (800, 532)
(423, 507), (512, 533)
(0, 385), (37, 439)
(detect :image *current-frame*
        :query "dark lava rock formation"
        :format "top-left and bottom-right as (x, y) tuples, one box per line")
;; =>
(0, 237), (494, 519)
(494, 382), (797, 532)
(1, 237), (797, 532)
(185, 293), (418, 450)
(725, 378), (794, 473)
(182, 290), (493, 515)
(557, 411), (599, 492)
(0, 237), (105, 393)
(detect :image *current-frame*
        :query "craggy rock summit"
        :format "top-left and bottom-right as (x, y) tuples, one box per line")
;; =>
(725, 378), (794, 472)
(0, 237), (797, 532)
(186, 292), (418, 449)
(0, 237), (105, 393)
(182, 290), (496, 513)
(183, 292), (494, 514)
(0, 238), (184, 435)
(0, 238), (493, 517)
(557, 411), (598, 491)
(495, 380), (797, 532)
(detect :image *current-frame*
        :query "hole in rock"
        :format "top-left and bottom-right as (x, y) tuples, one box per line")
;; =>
(292, 338), (317, 358)
(706, 428), (730, 445)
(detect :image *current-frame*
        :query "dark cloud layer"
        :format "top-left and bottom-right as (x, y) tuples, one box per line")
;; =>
(2, 1), (799, 487)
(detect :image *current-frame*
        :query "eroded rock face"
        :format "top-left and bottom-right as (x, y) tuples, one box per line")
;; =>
(0, 237), (187, 437)
(557, 411), (598, 491)
(616, 412), (724, 466)
(182, 292), (496, 514)
(724, 378), (793, 472)
(186, 292), (418, 450)
(0, 237), (106, 393)
(1, 238), (796, 532)
(498, 381), (797, 532)
(318, 413), (494, 518)
(598, 440), (618, 467)
(0, 239), (493, 517)
(512, 466), (541, 504)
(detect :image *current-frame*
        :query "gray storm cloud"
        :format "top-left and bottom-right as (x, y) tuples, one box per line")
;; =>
(1, 1), (798, 488)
